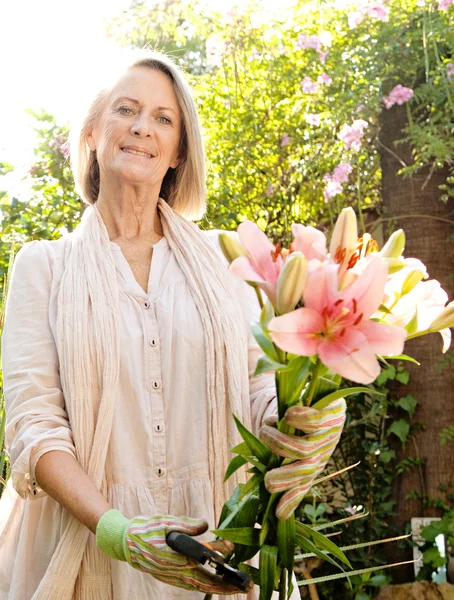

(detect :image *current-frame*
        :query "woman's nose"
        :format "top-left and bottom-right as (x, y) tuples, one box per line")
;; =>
(131, 115), (153, 137)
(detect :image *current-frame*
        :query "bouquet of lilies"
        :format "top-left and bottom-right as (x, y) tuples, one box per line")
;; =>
(209, 207), (454, 600)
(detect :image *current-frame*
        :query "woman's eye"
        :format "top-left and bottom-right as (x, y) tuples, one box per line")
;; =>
(118, 106), (134, 115)
(158, 116), (172, 125)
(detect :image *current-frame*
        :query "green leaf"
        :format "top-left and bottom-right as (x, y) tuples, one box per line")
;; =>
(379, 449), (396, 463)
(224, 455), (248, 481)
(295, 521), (351, 568)
(260, 300), (275, 331)
(277, 514), (295, 574)
(395, 369), (410, 384)
(233, 414), (271, 465)
(230, 442), (251, 455)
(381, 354), (420, 365)
(254, 355), (287, 376)
(238, 564), (260, 586)
(251, 321), (279, 362)
(295, 529), (346, 571)
(387, 419), (410, 445)
(212, 527), (260, 546)
(355, 593), (370, 600)
(259, 545), (278, 600)
(313, 387), (384, 410)
(396, 394), (418, 418)
(286, 356), (312, 405)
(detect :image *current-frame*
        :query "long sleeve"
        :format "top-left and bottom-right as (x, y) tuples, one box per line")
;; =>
(203, 230), (278, 434)
(1, 240), (76, 500)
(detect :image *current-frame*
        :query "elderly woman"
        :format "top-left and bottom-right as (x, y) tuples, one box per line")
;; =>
(0, 52), (285, 600)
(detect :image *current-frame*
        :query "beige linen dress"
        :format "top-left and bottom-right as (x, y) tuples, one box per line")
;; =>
(0, 229), (291, 600)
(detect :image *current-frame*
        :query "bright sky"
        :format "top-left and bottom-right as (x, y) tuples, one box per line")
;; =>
(0, 0), (243, 178)
(0, 0), (300, 199)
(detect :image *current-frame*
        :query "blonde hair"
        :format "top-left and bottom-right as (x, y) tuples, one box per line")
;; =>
(70, 51), (206, 221)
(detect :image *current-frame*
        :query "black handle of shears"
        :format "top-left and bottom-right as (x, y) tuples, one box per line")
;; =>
(166, 532), (252, 592)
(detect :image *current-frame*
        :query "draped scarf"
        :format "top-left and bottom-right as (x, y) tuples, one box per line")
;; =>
(32, 199), (251, 600)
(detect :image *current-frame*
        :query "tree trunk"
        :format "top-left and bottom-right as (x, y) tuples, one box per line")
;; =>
(378, 103), (454, 582)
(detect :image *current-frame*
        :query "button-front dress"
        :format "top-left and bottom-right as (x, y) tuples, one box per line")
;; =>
(0, 230), (281, 599)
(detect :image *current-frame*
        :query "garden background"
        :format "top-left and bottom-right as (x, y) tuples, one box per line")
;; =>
(1, 0), (453, 598)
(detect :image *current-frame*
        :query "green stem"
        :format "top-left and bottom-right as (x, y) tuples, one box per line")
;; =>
(253, 285), (264, 309)
(422, 8), (430, 83)
(278, 568), (287, 600)
(356, 166), (365, 236)
(305, 359), (323, 406)
(203, 595), (212, 600)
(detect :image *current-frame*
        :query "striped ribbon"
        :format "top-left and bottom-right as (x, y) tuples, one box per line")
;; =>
(259, 398), (346, 520)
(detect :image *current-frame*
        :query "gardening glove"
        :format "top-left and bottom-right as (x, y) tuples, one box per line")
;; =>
(259, 398), (347, 519)
(96, 509), (243, 594)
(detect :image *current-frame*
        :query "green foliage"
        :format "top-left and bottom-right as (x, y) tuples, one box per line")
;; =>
(440, 425), (454, 446)
(0, 111), (82, 293)
(416, 511), (454, 582)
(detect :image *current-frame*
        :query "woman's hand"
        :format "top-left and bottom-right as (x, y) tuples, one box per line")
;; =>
(96, 509), (248, 594)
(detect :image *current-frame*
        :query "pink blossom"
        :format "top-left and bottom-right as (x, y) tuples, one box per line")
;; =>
(301, 76), (319, 94)
(266, 184), (274, 197)
(305, 113), (322, 126)
(366, 2), (390, 21)
(348, 10), (365, 28)
(332, 162), (353, 183)
(338, 119), (369, 151)
(297, 34), (323, 52)
(438, 0), (454, 10)
(356, 104), (366, 112)
(319, 51), (329, 63)
(348, 0), (390, 28)
(281, 133), (291, 147)
(317, 72), (332, 85)
(324, 180), (343, 202)
(268, 256), (407, 384)
(447, 63), (454, 80)
(291, 224), (328, 261)
(229, 221), (284, 305)
(383, 84), (414, 109)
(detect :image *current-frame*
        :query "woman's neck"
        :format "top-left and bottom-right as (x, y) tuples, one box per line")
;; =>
(95, 185), (163, 245)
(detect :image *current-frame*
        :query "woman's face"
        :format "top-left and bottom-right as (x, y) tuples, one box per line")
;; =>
(88, 67), (182, 189)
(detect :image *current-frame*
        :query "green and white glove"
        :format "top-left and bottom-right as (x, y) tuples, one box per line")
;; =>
(96, 509), (242, 594)
(259, 398), (347, 520)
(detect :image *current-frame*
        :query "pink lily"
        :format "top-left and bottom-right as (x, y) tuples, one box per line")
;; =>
(291, 224), (328, 262)
(229, 220), (284, 306)
(268, 256), (407, 384)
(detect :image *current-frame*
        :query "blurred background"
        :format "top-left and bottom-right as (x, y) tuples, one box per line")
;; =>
(1, 1), (454, 598)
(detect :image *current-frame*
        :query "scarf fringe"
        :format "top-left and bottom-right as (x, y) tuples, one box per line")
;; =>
(33, 200), (250, 597)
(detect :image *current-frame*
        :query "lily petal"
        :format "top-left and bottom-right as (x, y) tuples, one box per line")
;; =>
(291, 224), (328, 261)
(440, 328), (452, 354)
(358, 320), (406, 356)
(268, 308), (323, 356)
(237, 220), (282, 285)
(318, 329), (381, 384)
(341, 255), (388, 318)
(303, 263), (339, 313)
(229, 256), (267, 284)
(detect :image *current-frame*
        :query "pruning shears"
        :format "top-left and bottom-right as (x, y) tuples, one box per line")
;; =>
(166, 531), (253, 592)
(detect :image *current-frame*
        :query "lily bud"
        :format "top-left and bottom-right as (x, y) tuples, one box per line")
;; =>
(429, 301), (454, 332)
(401, 270), (425, 296)
(380, 229), (406, 259)
(276, 252), (308, 314)
(329, 207), (358, 268)
(218, 232), (247, 264)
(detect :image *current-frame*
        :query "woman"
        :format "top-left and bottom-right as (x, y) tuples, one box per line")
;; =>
(0, 51), (281, 599)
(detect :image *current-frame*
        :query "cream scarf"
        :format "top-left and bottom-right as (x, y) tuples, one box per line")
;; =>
(32, 199), (251, 600)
